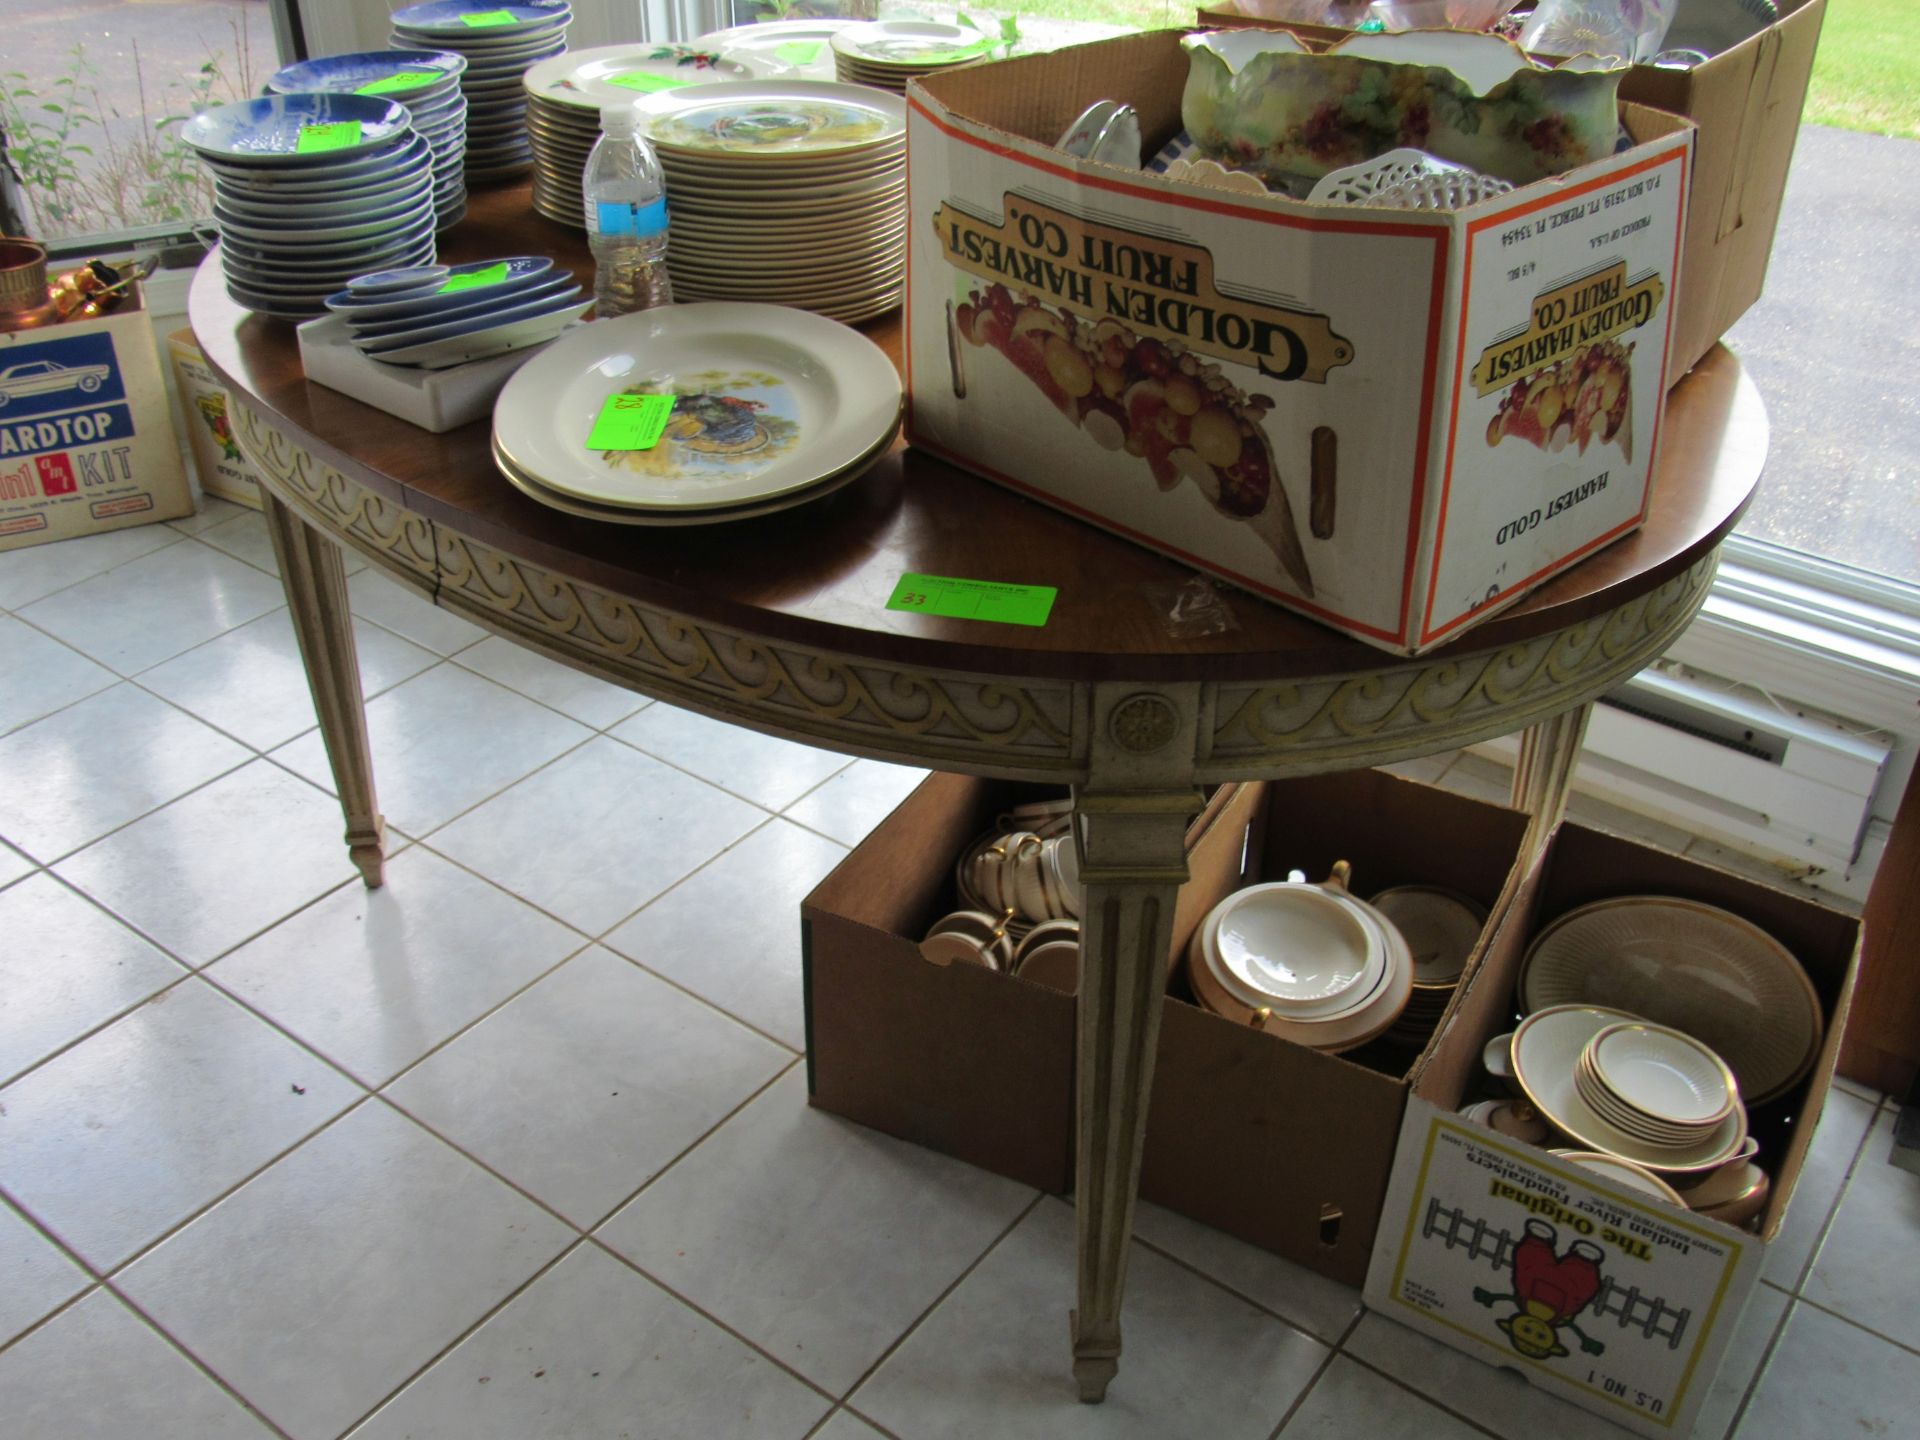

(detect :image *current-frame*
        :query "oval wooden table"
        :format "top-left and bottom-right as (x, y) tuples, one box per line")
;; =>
(190, 185), (1765, 1403)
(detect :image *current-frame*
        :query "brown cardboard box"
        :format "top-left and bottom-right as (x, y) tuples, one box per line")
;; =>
(166, 329), (263, 510)
(0, 285), (193, 550)
(909, 33), (1693, 654)
(1197, 1), (1828, 378)
(803, 768), (1530, 1282)
(1364, 820), (1860, 1437)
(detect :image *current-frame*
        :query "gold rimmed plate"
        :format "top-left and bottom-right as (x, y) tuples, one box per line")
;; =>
(493, 301), (902, 511)
(1519, 895), (1822, 1104)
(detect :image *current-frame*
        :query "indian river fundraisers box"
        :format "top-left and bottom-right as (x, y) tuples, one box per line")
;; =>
(906, 32), (1692, 655)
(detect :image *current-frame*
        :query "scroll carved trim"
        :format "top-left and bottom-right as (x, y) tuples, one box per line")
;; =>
(432, 528), (1078, 768)
(231, 400), (436, 584)
(1205, 557), (1715, 774)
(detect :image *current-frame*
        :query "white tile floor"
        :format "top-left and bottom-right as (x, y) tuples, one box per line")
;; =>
(1, 508), (1914, 1440)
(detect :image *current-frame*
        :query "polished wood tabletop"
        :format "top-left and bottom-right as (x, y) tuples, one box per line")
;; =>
(190, 184), (1766, 686)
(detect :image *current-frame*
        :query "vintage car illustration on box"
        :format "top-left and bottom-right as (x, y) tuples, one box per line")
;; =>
(0, 358), (114, 407)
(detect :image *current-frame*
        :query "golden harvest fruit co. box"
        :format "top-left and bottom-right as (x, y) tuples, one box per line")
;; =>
(0, 286), (193, 551)
(906, 32), (1692, 655)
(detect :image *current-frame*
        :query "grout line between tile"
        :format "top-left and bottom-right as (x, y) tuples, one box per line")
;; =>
(29, 1091), (378, 1285)
(400, 824), (812, 1057)
(0, 1278), (104, 1361)
(1334, 1349), (1511, 1439)
(443, 647), (656, 735)
(288, 1232), (589, 1440)
(567, 1056), (806, 1232)
(595, 724), (835, 822)
(825, 1188), (1048, 1407)
(237, 928), (600, 1095)
(16, 733), (258, 872)
(841, 1403), (909, 1440)
(377, 1047), (798, 1240)
(1778, 1291), (1920, 1361)
(0, 530), (190, 614)
(1775, 1097), (1883, 1295)
(86, 1276), (303, 1440)
(1128, 1232), (1349, 1350)
(1717, 1288), (1797, 1440)
(584, 1232), (844, 1408)
(1263, 1341), (1345, 1440)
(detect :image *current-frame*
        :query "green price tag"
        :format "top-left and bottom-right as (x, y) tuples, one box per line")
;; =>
(355, 69), (444, 96)
(587, 392), (676, 451)
(461, 9), (519, 27)
(294, 120), (363, 154)
(886, 572), (1056, 627)
(772, 40), (824, 65)
(438, 262), (511, 294)
(604, 70), (695, 93)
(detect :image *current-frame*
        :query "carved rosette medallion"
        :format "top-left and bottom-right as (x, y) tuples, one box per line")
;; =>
(1108, 694), (1180, 754)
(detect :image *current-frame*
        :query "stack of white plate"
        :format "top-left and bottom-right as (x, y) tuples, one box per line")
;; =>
(267, 51), (469, 231)
(490, 302), (903, 525)
(1509, 1005), (1752, 1175)
(830, 21), (995, 93)
(1575, 1021), (1741, 1144)
(522, 43), (762, 230)
(692, 19), (849, 81)
(184, 93), (434, 321)
(1186, 868), (1414, 1052)
(1370, 884), (1487, 1048)
(626, 81), (907, 323)
(322, 257), (589, 369)
(389, 0), (572, 183)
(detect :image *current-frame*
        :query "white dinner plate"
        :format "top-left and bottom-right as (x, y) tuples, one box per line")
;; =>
(493, 302), (901, 511)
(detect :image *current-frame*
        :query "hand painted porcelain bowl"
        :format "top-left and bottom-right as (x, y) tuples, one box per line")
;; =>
(1180, 29), (1625, 186)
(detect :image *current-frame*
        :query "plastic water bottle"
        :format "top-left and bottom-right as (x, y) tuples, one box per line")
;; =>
(582, 102), (672, 317)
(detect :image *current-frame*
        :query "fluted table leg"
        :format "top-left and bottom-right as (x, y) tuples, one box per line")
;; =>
(1070, 685), (1203, 1401)
(1511, 701), (1595, 849)
(259, 488), (387, 888)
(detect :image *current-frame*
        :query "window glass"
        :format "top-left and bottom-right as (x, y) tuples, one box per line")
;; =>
(4, 1), (282, 245)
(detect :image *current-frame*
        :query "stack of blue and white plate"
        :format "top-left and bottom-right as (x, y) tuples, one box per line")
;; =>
(266, 51), (469, 231)
(389, 1), (572, 183)
(184, 93), (435, 320)
(323, 257), (590, 368)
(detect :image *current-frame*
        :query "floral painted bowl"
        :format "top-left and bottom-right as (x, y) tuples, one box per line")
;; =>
(1180, 29), (1625, 187)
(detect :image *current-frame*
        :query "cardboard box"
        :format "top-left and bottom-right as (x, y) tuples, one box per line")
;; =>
(1199, 0), (1828, 378)
(803, 768), (1529, 1282)
(0, 287), (193, 550)
(166, 329), (262, 510)
(1363, 821), (1861, 1438)
(907, 32), (1692, 655)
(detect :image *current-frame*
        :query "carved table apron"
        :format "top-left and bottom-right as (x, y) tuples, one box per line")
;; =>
(189, 202), (1764, 1400)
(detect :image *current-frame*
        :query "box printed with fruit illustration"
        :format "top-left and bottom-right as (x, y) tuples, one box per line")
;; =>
(906, 43), (1691, 654)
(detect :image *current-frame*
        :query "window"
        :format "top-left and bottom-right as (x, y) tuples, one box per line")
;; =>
(2, 2), (293, 249)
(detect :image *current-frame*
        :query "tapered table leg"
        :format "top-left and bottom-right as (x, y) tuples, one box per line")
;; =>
(259, 489), (387, 888)
(1511, 701), (1594, 847)
(1070, 686), (1203, 1402)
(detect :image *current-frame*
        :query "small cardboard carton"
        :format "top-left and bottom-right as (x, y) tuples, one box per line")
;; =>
(1198, 0), (1827, 378)
(906, 32), (1693, 655)
(167, 328), (263, 510)
(1363, 820), (1860, 1439)
(803, 767), (1530, 1283)
(0, 287), (193, 550)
